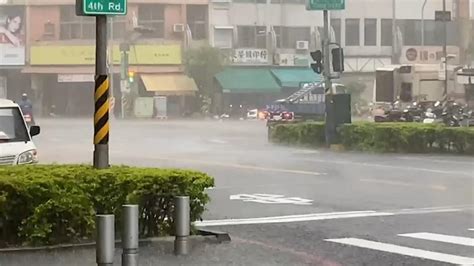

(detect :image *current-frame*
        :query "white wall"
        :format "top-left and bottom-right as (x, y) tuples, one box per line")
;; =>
(331, 0), (454, 20)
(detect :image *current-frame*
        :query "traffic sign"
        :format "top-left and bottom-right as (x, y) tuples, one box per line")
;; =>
(306, 0), (345, 10)
(76, 0), (127, 16)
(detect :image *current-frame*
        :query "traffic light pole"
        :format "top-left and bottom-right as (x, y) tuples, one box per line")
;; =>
(93, 15), (110, 169)
(323, 10), (336, 145)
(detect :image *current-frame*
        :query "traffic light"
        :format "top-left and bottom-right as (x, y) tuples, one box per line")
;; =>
(128, 71), (135, 83)
(310, 50), (323, 74)
(331, 48), (344, 72)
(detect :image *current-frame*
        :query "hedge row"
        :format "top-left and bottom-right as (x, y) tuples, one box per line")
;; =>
(0, 165), (214, 247)
(270, 122), (474, 155)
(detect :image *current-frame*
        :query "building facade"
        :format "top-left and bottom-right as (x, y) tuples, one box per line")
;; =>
(209, 0), (470, 103)
(1, 0), (209, 117)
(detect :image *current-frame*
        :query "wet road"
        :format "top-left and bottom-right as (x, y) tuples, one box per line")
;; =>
(18, 119), (474, 265)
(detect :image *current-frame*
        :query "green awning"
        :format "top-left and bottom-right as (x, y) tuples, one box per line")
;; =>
(215, 68), (281, 93)
(270, 68), (322, 88)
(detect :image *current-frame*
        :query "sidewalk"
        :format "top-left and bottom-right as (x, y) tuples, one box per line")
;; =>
(0, 236), (311, 266)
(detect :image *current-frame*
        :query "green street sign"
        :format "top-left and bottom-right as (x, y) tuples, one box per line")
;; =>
(306, 0), (345, 10)
(76, 0), (127, 16)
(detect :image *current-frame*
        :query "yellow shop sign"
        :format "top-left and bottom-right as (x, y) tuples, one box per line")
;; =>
(30, 44), (182, 65)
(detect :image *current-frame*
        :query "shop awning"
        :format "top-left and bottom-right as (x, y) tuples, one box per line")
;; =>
(270, 68), (321, 88)
(215, 68), (281, 93)
(141, 74), (198, 96)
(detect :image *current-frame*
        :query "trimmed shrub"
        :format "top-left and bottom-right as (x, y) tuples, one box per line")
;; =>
(270, 122), (474, 155)
(0, 165), (214, 247)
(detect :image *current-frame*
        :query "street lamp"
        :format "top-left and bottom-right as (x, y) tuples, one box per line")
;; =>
(421, 0), (428, 60)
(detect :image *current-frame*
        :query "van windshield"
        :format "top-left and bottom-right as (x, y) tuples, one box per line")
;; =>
(0, 107), (30, 143)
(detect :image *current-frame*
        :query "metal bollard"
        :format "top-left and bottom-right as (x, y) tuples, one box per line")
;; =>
(122, 205), (139, 266)
(174, 196), (190, 256)
(96, 215), (115, 266)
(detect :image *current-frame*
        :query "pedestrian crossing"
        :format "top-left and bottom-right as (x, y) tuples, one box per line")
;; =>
(326, 228), (474, 265)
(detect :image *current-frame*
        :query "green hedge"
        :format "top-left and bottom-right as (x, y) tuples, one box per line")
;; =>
(0, 165), (214, 247)
(270, 122), (474, 155)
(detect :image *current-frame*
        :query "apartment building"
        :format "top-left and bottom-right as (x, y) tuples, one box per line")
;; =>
(209, 0), (469, 104)
(0, 0), (209, 116)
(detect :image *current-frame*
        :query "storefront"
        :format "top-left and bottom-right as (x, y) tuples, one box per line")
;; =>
(0, 5), (28, 101)
(214, 67), (320, 115)
(25, 43), (186, 117)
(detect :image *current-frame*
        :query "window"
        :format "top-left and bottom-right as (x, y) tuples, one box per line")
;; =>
(138, 4), (165, 38)
(234, 0), (266, 3)
(187, 5), (208, 40)
(381, 19), (392, 46)
(331, 19), (341, 44)
(345, 19), (360, 46)
(214, 28), (234, 49)
(109, 17), (127, 40)
(237, 26), (266, 48)
(59, 6), (94, 40)
(364, 19), (377, 46)
(429, 21), (457, 46)
(399, 20), (422, 45)
(43, 22), (55, 39)
(274, 26), (310, 49)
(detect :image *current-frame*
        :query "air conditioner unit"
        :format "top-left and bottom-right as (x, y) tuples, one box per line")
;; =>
(296, 41), (309, 50)
(274, 53), (295, 66)
(173, 24), (185, 33)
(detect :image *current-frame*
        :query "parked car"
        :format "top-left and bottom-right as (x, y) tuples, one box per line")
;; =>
(0, 99), (40, 166)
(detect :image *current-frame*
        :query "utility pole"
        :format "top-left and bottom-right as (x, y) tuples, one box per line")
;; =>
(443, 0), (448, 99)
(391, 0), (397, 64)
(94, 15), (110, 169)
(76, 0), (127, 169)
(323, 10), (336, 144)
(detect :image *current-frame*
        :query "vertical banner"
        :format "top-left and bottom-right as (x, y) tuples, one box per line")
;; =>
(0, 6), (25, 65)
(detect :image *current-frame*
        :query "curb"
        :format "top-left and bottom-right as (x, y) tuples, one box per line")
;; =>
(0, 236), (213, 253)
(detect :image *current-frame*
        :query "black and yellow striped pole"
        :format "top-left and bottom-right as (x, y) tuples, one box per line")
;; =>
(93, 15), (109, 169)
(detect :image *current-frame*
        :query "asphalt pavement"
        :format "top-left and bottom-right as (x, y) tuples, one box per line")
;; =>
(4, 118), (473, 266)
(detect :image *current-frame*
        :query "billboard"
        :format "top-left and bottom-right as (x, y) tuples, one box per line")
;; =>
(0, 6), (25, 66)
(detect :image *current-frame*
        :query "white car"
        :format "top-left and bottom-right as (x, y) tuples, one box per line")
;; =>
(0, 99), (40, 165)
(246, 109), (258, 120)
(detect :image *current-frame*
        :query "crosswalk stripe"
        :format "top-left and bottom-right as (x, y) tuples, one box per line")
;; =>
(325, 238), (474, 265)
(469, 229), (474, 231)
(399, 232), (474, 247)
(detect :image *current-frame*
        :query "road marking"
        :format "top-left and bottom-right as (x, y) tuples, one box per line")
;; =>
(399, 232), (474, 247)
(325, 238), (474, 265)
(397, 156), (474, 166)
(194, 211), (394, 227)
(360, 178), (447, 191)
(303, 158), (473, 178)
(196, 205), (473, 227)
(230, 194), (313, 205)
(393, 205), (473, 215)
(469, 229), (474, 231)
(115, 154), (327, 176)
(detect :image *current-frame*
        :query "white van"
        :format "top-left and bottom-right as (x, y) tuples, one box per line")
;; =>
(0, 99), (40, 165)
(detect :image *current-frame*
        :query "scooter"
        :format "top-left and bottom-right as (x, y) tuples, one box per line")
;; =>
(23, 112), (35, 127)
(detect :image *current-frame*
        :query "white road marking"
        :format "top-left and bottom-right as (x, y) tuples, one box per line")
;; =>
(469, 229), (474, 231)
(196, 205), (473, 227)
(230, 193), (313, 205)
(360, 178), (447, 191)
(194, 211), (394, 227)
(303, 158), (473, 178)
(325, 238), (474, 265)
(399, 232), (474, 247)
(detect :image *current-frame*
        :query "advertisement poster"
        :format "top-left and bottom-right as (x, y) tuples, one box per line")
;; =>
(0, 6), (25, 65)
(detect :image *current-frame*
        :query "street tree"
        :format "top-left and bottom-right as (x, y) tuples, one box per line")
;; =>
(184, 45), (225, 97)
